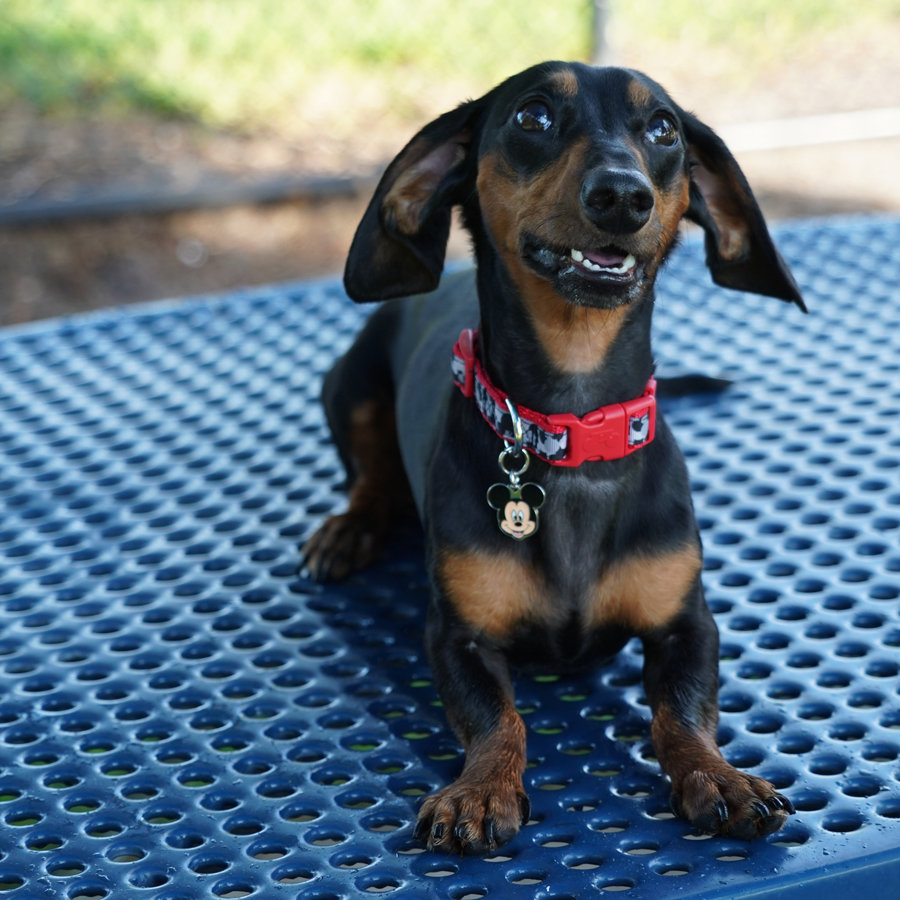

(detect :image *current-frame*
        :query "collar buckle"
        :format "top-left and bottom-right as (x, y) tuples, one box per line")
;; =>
(546, 406), (626, 467)
(546, 379), (657, 467)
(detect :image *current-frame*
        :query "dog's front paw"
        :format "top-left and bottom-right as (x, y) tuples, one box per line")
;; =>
(671, 767), (794, 841)
(300, 511), (385, 582)
(414, 778), (531, 855)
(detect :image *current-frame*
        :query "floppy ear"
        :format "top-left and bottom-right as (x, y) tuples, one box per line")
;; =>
(679, 109), (806, 311)
(344, 98), (486, 303)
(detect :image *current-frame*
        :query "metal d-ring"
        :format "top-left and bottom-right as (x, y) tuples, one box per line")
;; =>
(498, 445), (530, 487)
(505, 398), (525, 457)
(500, 398), (529, 486)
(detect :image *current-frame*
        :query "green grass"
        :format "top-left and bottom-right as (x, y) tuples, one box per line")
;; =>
(1, 0), (898, 128)
(617, 0), (900, 49)
(0, 0), (590, 127)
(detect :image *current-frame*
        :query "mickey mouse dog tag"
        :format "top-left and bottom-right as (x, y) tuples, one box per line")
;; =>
(487, 442), (546, 541)
(486, 398), (547, 540)
(487, 479), (546, 540)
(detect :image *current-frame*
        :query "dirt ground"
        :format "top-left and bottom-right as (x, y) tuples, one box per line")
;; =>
(2, 24), (900, 327)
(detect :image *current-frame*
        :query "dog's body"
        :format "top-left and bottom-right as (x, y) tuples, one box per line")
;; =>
(304, 63), (803, 854)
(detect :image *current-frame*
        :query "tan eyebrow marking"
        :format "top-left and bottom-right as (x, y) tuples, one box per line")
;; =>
(627, 78), (653, 108)
(550, 67), (579, 98)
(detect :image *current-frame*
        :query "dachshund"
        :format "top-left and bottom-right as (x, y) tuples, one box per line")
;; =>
(302, 62), (805, 854)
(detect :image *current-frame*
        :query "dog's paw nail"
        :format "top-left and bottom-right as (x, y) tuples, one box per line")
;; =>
(766, 794), (794, 815)
(518, 794), (531, 825)
(485, 819), (497, 846)
(752, 800), (771, 820)
(432, 823), (445, 841)
(715, 800), (729, 823)
(413, 818), (429, 841)
(453, 823), (467, 843)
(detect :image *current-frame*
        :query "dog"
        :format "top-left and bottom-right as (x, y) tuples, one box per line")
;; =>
(302, 62), (805, 854)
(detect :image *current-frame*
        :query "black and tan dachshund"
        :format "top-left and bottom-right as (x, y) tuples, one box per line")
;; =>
(303, 62), (805, 854)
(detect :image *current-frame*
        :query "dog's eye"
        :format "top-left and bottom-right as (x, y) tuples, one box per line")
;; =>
(646, 114), (678, 146)
(516, 101), (553, 132)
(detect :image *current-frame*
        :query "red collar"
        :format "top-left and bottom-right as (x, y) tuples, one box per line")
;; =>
(451, 329), (656, 467)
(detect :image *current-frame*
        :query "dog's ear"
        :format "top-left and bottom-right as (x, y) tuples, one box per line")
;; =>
(344, 98), (486, 303)
(679, 110), (806, 311)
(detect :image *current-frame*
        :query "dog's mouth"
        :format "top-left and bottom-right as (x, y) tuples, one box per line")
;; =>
(521, 236), (646, 304)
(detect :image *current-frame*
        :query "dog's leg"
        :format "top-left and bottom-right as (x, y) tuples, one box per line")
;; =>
(302, 303), (416, 581)
(642, 591), (794, 840)
(303, 394), (414, 581)
(415, 614), (530, 855)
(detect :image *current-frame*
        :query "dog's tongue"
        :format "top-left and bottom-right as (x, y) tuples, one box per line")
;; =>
(584, 248), (627, 268)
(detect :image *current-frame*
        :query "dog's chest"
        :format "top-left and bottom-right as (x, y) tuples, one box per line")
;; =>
(438, 534), (696, 653)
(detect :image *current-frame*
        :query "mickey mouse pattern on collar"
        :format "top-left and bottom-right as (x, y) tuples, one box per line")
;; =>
(473, 377), (568, 462)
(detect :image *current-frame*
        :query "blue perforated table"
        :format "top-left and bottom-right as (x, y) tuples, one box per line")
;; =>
(1, 216), (899, 900)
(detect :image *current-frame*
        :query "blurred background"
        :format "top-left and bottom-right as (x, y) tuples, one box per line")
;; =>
(2, 0), (899, 326)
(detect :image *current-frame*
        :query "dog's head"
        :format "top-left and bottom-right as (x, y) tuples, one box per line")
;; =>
(345, 62), (804, 314)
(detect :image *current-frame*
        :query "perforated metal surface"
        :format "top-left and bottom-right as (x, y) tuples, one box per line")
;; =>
(0, 216), (898, 900)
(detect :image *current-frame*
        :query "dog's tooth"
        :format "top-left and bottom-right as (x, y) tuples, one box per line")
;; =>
(603, 253), (638, 275)
(571, 250), (636, 275)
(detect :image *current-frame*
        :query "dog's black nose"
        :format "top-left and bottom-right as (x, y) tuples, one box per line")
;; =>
(582, 169), (655, 233)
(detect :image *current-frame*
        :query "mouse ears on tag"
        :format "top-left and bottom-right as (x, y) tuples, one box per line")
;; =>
(487, 482), (545, 511)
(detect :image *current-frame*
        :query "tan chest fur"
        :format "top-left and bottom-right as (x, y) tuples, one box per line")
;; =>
(438, 544), (701, 640)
